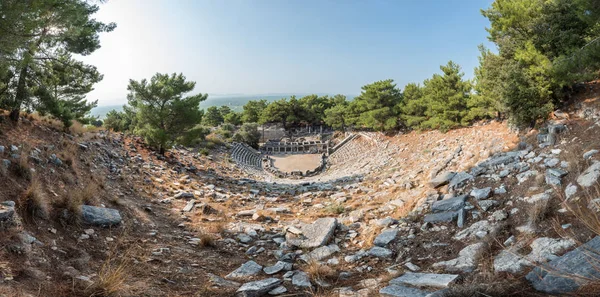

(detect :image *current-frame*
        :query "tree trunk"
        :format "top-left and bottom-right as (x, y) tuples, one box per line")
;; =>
(10, 64), (29, 122)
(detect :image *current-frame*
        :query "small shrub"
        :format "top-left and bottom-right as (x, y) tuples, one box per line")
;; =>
(199, 148), (210, 156)
(324, 203), (345, 214)
(206, 134), (224, 147)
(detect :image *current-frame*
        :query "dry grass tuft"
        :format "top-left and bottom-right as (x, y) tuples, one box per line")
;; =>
(59, 139), (79, 170)
(86, 256), (130, 297)
(198, 233), (216, 248)
(53, 189), (83, 225)
(12, 156), (31, 180)
(18, 178), (50, 221)
(528, 198), (551, 226)
(391, 196), (419, 220)
(69, 120), (87, 135)
(205, 222), (226, 234)
(305, 260), (337, 283)
(361, 225), (384, 248)
(81, 180), (100, 205)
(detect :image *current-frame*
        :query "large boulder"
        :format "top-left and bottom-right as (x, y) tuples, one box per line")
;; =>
(526, 236), (600, 294)
(495, 237), (576, 274)
(286, 218), (337, 248)
(81, 205), (121, 227)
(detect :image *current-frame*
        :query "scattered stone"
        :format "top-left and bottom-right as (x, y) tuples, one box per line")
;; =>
(528, 193), (551, 204)
(174, 192), (194, 199)
(478, 153), (519, 168)
(491, 210), (508, 221)
(345, 250), (367, 263)
(565, 183), (578, 200)
(544, 158), (560, 167)
(291, 271), (312, 288)
(577, 161), (600, 187)
(299, 244), (340, 262)
(237, 234), (253, 244)
(389, 272), (459, 288)
(504, 235), (516, 246)
(545, 172), (562, 186)
(424, 211), (458, 224)
(379, 285), (429, 297)
(207, 273), (241, 288)
(430, 172), (456, 188)
(226, 261), (263, 279)
(236, 278), (281, 297)
(431, 195), (467, 212)
(286, 218), (337, 248)
(478, 200), (498, 212)
(589, 199), (600, 212)
(583, 150), (599, 160)
(494, 250), (531, 274)
(404, 262), (421, 272)
(432, 243), (485, 273)
(495, 237), (575, 274)
(373, 229), (398, 247)
(368, 246), (393, 259)
(528, 237), (575, 263)
(268, 286), (287, 295)
(263, 261), (292, 275)
(454, 220), (494, 241)
(0, 203), (15, 221)
(448, 172), (474, 189)
(182, 200), (195, 212)
(547, 168), (568, 178)
(516, 170), (538, 184)
(470, 187), (491, 200)
(81, 205), (122, 227)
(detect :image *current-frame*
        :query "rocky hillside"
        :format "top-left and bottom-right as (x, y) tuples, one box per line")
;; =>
(1, 84), (600, 297)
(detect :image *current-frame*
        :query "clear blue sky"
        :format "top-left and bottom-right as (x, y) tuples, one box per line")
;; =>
(80, 0), (496, 106)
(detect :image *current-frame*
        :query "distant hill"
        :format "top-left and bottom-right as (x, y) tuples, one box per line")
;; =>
(91, 94), (357, 119)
